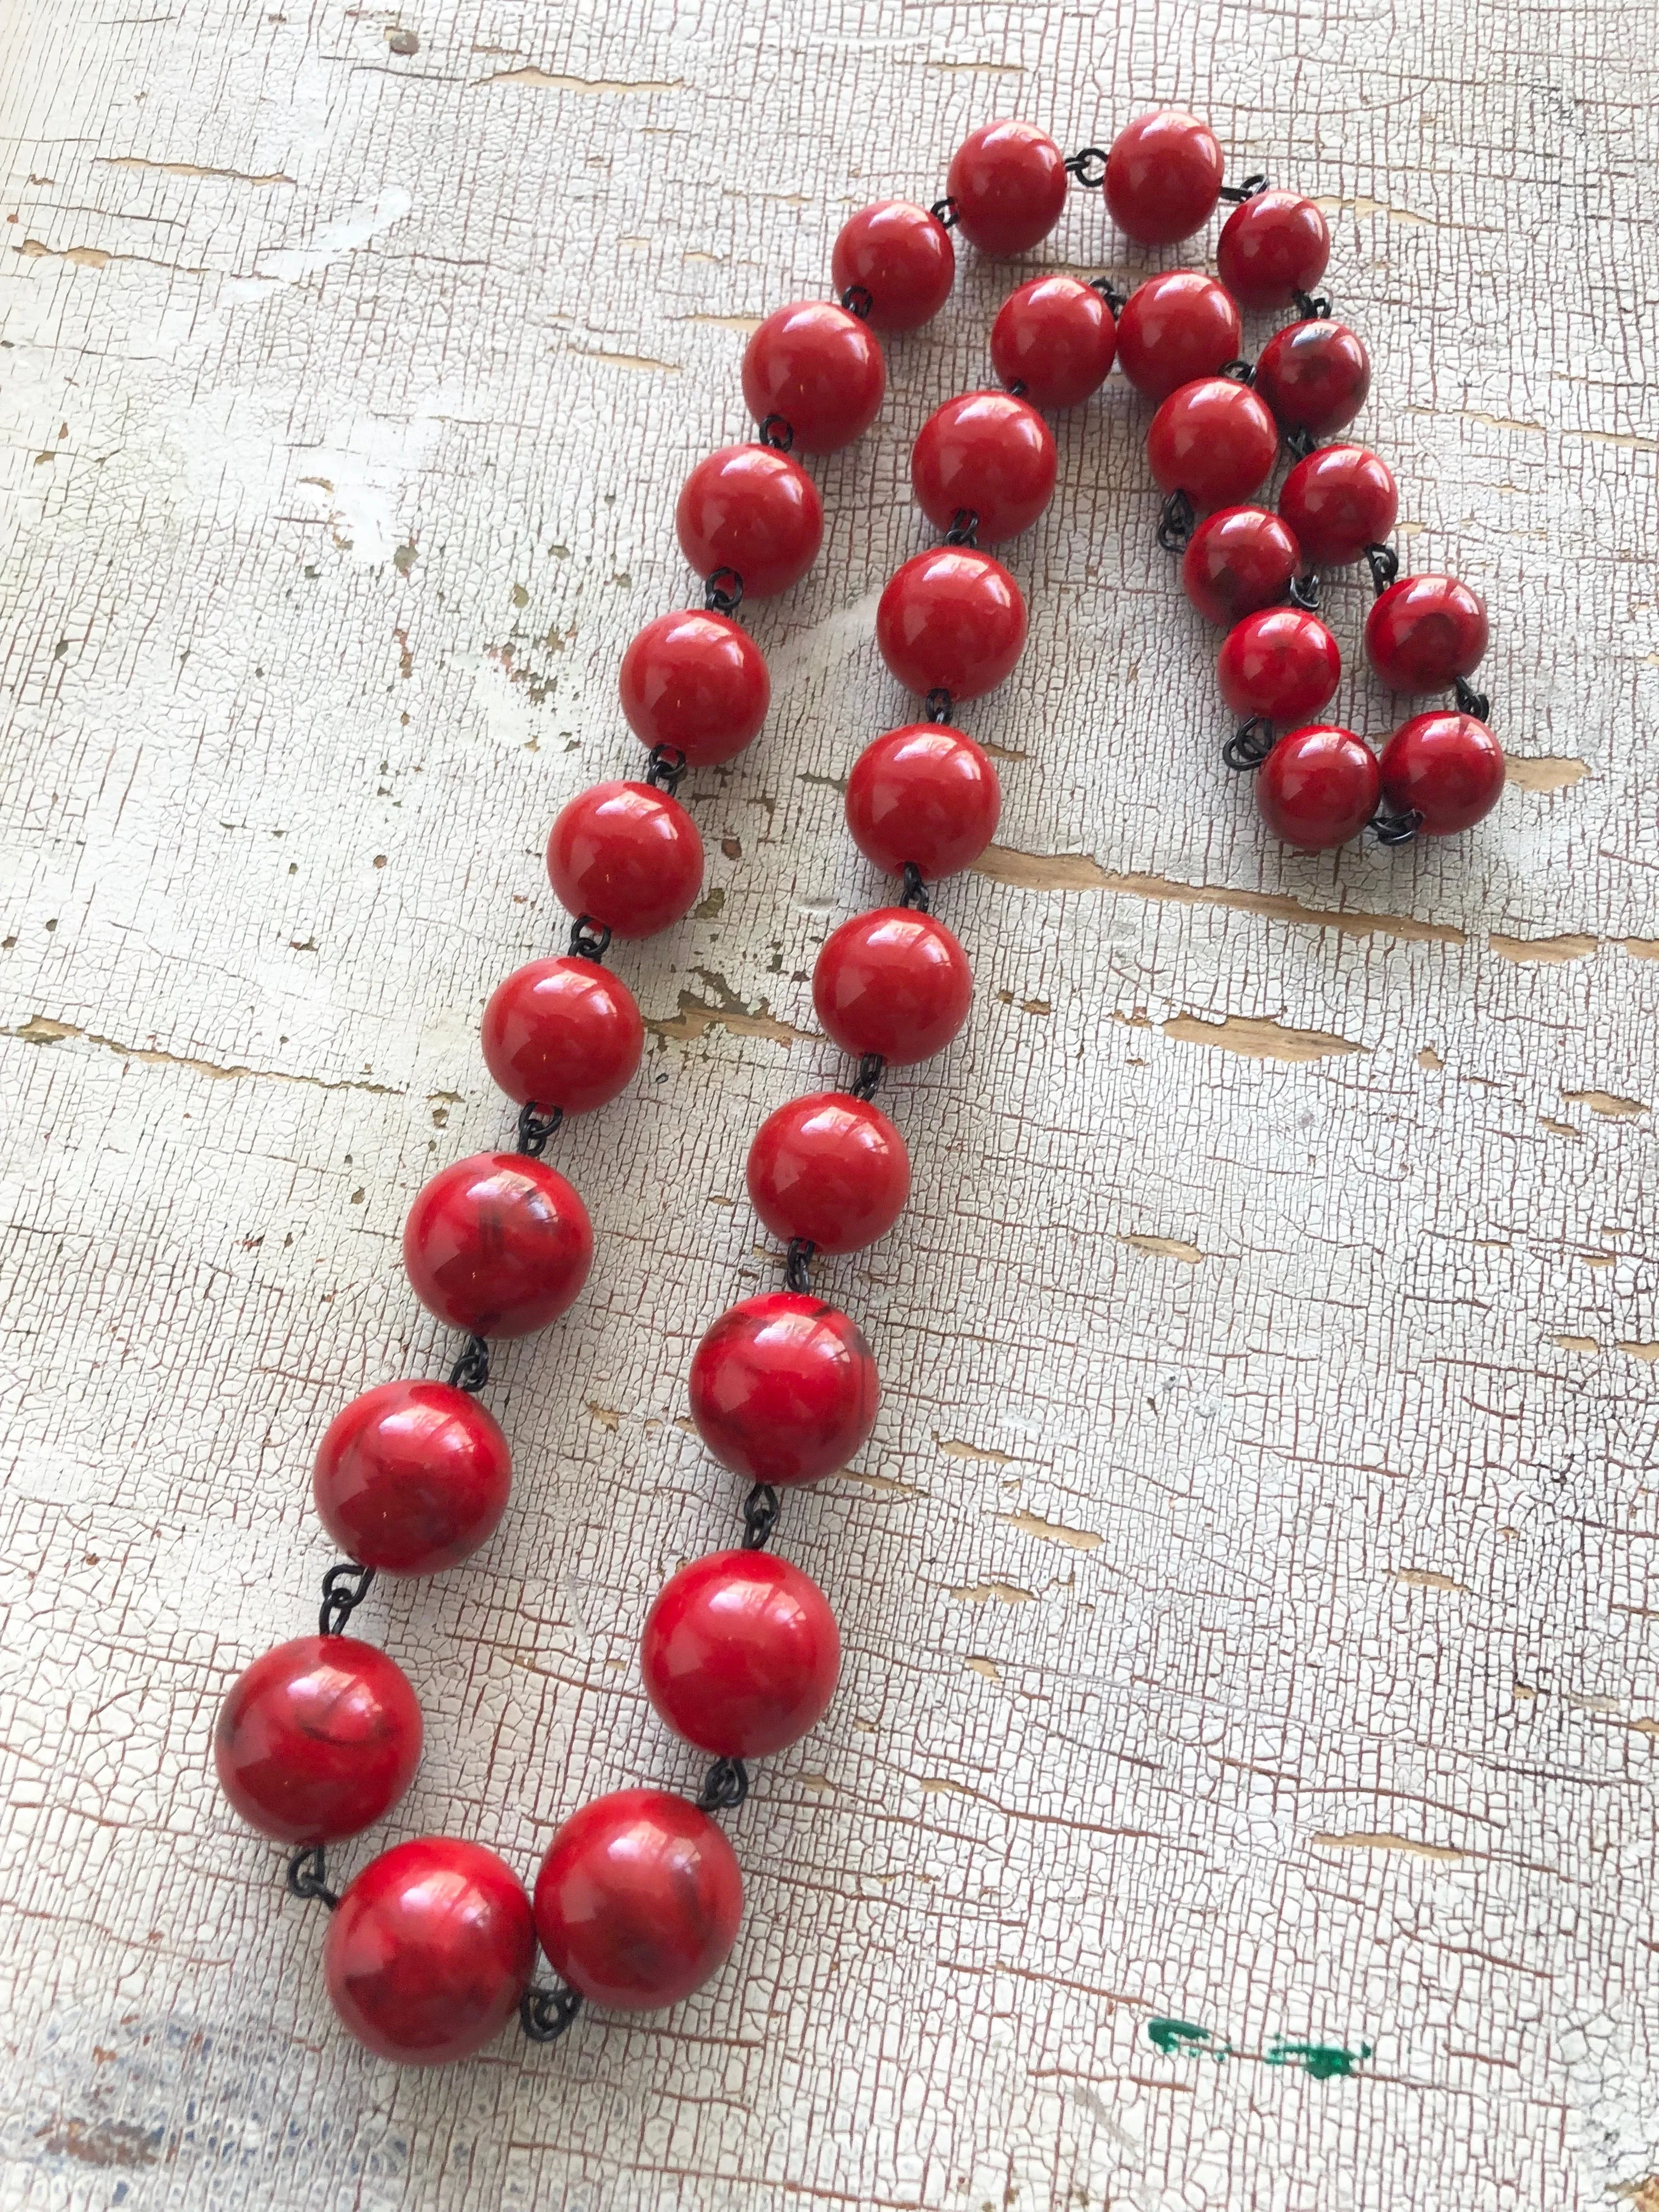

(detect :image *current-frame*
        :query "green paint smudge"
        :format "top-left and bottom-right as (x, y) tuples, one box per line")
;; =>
(1265, 2039), (1373, 2080)
(1146, 2019), (1227, 2059)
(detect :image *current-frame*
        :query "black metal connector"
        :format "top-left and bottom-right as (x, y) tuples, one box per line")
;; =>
(704, 568), (744, 616)
(1371, 805), (1423, 847)
(900, 860), (929, 912)
(924, 687), (954, 725)
(567, 915), (613, 963)
(944, 509), (979, 547)
(1454, 675), (1492, 720)
(319, 1562), (375, 1638)
(516, 1102), (563, 1157)
(1364, 544), (1400, 598)
(758, 414), (794, 452)
(741, 1484), (781, 1551)
(646, 743), (689, 795)
(1218, 173), (1269, 204)
(448, 1334), (490, 1393)
(1222, 718), (1277, 772)
(286, 1844), (340, 1910)
(785, 1238), (815, 1293)
(840, 284), (873, 320)
(1064, 146), (1108, 188)
(1157, 489), (1195, 554)
(847, 1053), (884, 1102)
(696, 1757), (749, 1813)
(521, 1984), (584, 2043)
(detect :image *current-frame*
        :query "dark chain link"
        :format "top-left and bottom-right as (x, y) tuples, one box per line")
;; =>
(924, 687), (954, 725)
(944, 509), (979, 547)
(1089, 276), (1127, 317)
(1156, 489), (1195, 554)
(1454, 675), (1492, 720)
(515, 1101), (563, 1156)
(704, 567), (744, 616)
(900, 860), (930, 913)
(1364, 544), (1400, 598)
(839, 284), (873, 320)
(521, 1984), (584, 2043)
(645, 742), (689, 795)
(1219, 357), (1255, 385)
(1291, 289), (1332, 320)
(1371, 805), (1423, 847)
(741, 1483), (781, 1550)
(929, 195), (958, 230)
(286, 1844), (340, 1909)
(319, 1561), (375, 1637)
(1003, 376), (1028, 398)
(1283, 426), (1319, 462)
(696, 1757), (749, 1813)
(758, 414), (794, 452)
(1222, 718), (1277, 772)
(847, 1052), (884, 1102)
(448, 1334), (490, 1393)
(785, 1238), (815, 1293)
(1218, 172), (1270, 204)
(1288, 571), (1321, 612)
(567, 914), (612, 963)
(1063, 146), (1108, 187)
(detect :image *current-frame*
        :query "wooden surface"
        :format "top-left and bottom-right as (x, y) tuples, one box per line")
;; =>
(2, 1), (1655, 2205)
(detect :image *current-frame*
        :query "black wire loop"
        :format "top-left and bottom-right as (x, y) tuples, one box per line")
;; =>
(1371, 805), (1423, 847)
(900, 860), (930, 913)
(1004, 377), (1028, 398)
(1364, 544), (1400, 598)
(847, 1053), (884, 1102)
(448, 1334), (491, 1393)
(785, 1238), (815, 1293)
(1218, 172), (1270, 204)
(1089, 276), (1127, 317)
(1288, 571), (1322, 612)
(741, 1483), (781, 1551)
(704, 567), (744, 616)
(1283, 426), (1319, 462)
(1156, 489), (1195, 554)
(696, 1757), (749, 1813)
(1291, 290), (1332, 321)
(929, 195), (958, 230)
(1219, 357), (1255, 385)
(839, 283), (873, 320)
(567, 914), (612, 963)
(516, 1101), (563, 1156)
(758, 414), (794, 452)
(1222, 718), (1277, 772)
(924, 687), (954, 725)
(944, 509), (979, 547)
(521, 1984), (584, 2043)
(646, 742), (689, 794)
(286, 1844), (340, 1910)
(1064, 146), (1108, 188)
(319, 1561), (376, 1637)
(1454, 675), (1492, 720)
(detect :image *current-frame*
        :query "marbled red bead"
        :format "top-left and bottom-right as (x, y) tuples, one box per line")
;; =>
(989, 275), (1116, 409)
(312, 1381), (512, 1576)
(215, 1635), (421, 1844)
(1217, 190), (1331, 309)
(675, 444), (823, 599)
(946, 121), (1069, 256)
(1256, 724), (1380, 850)
(746, 1091), (911, 1255)
(1254, 319), (1371, 437)
(1365, 574), (1490, 692)
(1115, 271), (1242, 403)
(1104, 109), (1223, 246)
(403, 1153), (592, 1339)
(618, 610), (770, 767)
(814, 906), (974, 1065)
(845, 723), (1001, 881)
(1147, 378), (1279, 511)
(876, 548), (1026, 702)
(1216, 607), (1341, 724)
(831, 200), (955, 331)
(482, 957), (643, 1115)
(545, 780), (703, 938)
(911, 391), (1056, 543)
(1379, 711), (1505, 835)
(690, 1291), (878, 1487)
(1278, 445), (1398, 568)
(741, 301), (886, 454)
(1181, 506), (1301, 627)
(641, 1549), (841, 1758)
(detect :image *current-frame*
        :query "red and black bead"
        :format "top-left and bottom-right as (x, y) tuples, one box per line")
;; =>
(1115, 271), (1242, 404)
(403, 1153), (592, 1339)
(947, 121), (1069, 255)
(1147, 378), (1279, 512)
(1255, 724), (1380, 850)
(741, 301), (885, 453)
(911, 391), (1056, 543)
(1217, 190), (1330, 309)
(618, 610), (770, 766)
(832, 200), (955, 331)
(313, 1381), (512, 1575)
(814, 907), (974, 1064)
(1181, 506), (1301, 627)
(845, 723), (1001, 881)
(215, 1636), (422, 1844)
(546, 780), (703, 939)
(989, 275), (1116, 409)
(1254, 319), (1371, 438)
(1217, 607), (1341, 725)
(1104, 110), (1223, 246)
(876, 548), (1026, 701)
(689, 1292), (879, 1488)
(675, 444), (823, 598)
(747, 1091), (911, 1255)
(1365, 574), (1489, 692)
(1379, 710), (1505, 834)
(1278, 445), (1398, 568)
(641, 1549), (840, 1758)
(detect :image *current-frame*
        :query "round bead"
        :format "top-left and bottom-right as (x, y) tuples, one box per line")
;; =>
(845, 723), (1002, 881)
(989, 275), (1116, 409)
(911, 391), (1056, 543)
(482, 957), (643, 1115)
(814, 906), (973, 1065)
(689, 1292), (879, 1487)
(313, 1381), (512, 1575)
(1104, 109), (1223, 247)
(1379, 711), (1506, 836)
(1216, 607), (1342, 724)
(1278, 445), (1398, 568)
(545, 780), (703, 939)
(1115, 272), (1242, 403)
(324, 1838), (534, 2066)
(831, 200), (955, 331)
(641, 1549), (841, 1758)
(1365, 574), (1490, 692)
(214, 1635), (421, 1844)
(403, 1153), (592, 1339)
(1147, 378), (1279, 511)
(1217, 190), (1331, 309)
(675, 444), (823, 599)
(876, 548), (1027, 701)
(533, 1791), (742, 2012)
(741, 300), (885, 454)
(746, 1091), (911, 1255)
(946, 121), (1069, 256)
(618, 610), (769, 767)
(1181, 506), (1301, 627)
(1256, 725), (1380, 850)
(1254, 319), (1371, 438)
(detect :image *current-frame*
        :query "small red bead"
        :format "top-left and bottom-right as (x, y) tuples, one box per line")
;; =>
(482, 956), (643, 1116)
(831, 200), (955, 331)
(1181, 506), (1301, 627)
(814, 906), (974, 1064)
(989, 275), (1116, 408)
(618, 610), (769, 766)
(641, 1549), (841, 1758)
(876, 548), (1027, 702)
(1104, 109), (1223, 246)
(1147, 378), (1279, 511)
(215, 1635), (421, 1844)
(1115, 272), (1242, 403)
(546, 780), (703, 938)
(1278, 445), (1398, 568)
(1216, 190), (1331, 309)
(1379, 711), (1505, 836)
(675, 444), (823, 599)
(1216, 607), (1341, 724)
(403, 1153), (592, 1339)
(313, 1381), (511, 1575)
(1254, 319), (1371, 438)
(534, 1791), (742, 2012)
(689, 1292), (879, 1487)
(1256, 724), (1380, 850)
(846, 723), (1001, 881)
(747, 1091), (911, 1255)
(741, 301), (886, 454)
(325, 1838), (534, 2065)
(946, 121), (1069, 256)
(1365, 574), (1489, 692)
(911, 391), (1056, 543)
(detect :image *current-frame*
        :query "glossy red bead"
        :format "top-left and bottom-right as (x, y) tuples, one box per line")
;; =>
(214, 1635), (421, 1844)
(1181, 506), (1301, 627)
(911, 391), (1056, 543)
(1254, 320), (1371, 437)
(814, 906), (974, 1065)
(845, 722), (1001, 881)
(741, 301), (885, 454)
(946, 121), (1068, 256)
(1278, 445), (1398, 568)
(1216, 607), (1341, 724)
(482, 957), (642, 1117)
(1217, 190), (1331, 309)
(1147, 378), (1279, 511)
(989, 275), (1116, 409)
(689, 1291), (879, 1487)
(1256, 724), (1380, 850)
(1365, 574), (1489, 692)
(876, 548), (1027, 702)
(1104, 109), (1223, 246)
(747, 1091), (911, 1255)
(324, 1838), (534, 2065)
(1379, 711), (1505, 836)
(831, 200), (955, 331)
(675, 444), (823, 599)
(312, 1381), (512, 1576)
(619, 610), (769, 766)
(641, 1549), (841, 1758)
(403, 1153), (592, 1339)
(546, 780), (703, 938)
(1115, 272), (1242, 403)
(533, 1791), (742, 2012)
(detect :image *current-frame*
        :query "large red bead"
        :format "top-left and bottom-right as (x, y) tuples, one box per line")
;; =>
(1181, 506), (1301, 627)
(1254, 319), (1371, 437)
(1217, 190), (1331, 309)
(618, 610), (769, 766)
(546, 780), (703, 938)
(533, 1791), (742, 2012)
(1365, 574), (1489, 691)
(989, 275), (1116, 408)
(324, 1838), (534, 2065)
(747, 1091), (911, 1255)
(1379, 711), (1505, 836)
(642, 1550), (841, 1758)
(831, 200), (955, 331)
(845, 723), (1001, 881)
(741, 301), (885, 454)
(403, 1153), (592, 1338)
(1104, 109), (1223, 246)
(814, 906), (973, 1064)
(1147, 377), (1279, 511)
(876, 548), (1026, 701)
(690, 1291), (879, 1486)
(312, 1381), (512, 1575)
(911, 391), (1055, 543)
(1256, 725), (1380, 850)
(1217, 607), (1341, 724)
(946, 121), (1068, 255)
(482, 956), (643, 1116)
(675, 444), (822, 599)
(1115, 272), (1241, 403)
(1278, 445), (1398, 567)
(214, 1635), (421, 1844)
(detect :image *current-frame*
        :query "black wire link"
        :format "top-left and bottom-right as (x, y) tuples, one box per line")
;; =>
(1218, 172), (1270, 204)
(1004, 377), (1028, 398)
(1089, 276), (1128, 317)
(521, 1983), (584, 2043)
(319, 1561), (376, 1637)
(900, 860), (930, 913)
(448, 1334), (491, 1393)
(1371, 805), (1424, 847)
(567, 914), (613, 963)
(286, 1844), (340, 1910)
(1222, 718), (1277, 772)
(839, 284), (873, 320)
(758, 414), (794, 452)
(944, 509), (979, 547)
(1283, 426), (1319, 462)
(516, 1101), (563, 1156)
(1064, 146), (1108, 187)
(646, 742), (689, 795)
(1219, 357), (1255, 385)
(785, 1238), (815, 1293)
(847, 1052), (884, 1102)
(1156, 489), (1195, 554)
(929, 195), (958, 230)
(741, 1483), (781, 1551)
(696, 1757), (749, 1813)
(924, 687), (955, 724)
(1454, 675), (1492, 720)
(1291, 289), (1332, 321)
(1364, 544), (1400, 598)
(704, 567), (744, 616)
(1288, 571), (1322, 612)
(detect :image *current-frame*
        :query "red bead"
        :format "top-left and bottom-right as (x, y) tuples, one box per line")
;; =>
(747, 1091), (910, 1255)
(641, 1549), (840, 1757)
(403, 1153), (592, 1338)
(481, 956), (643, 1117)
(214, 1635), (421, 1844)
(533, 1791), (742, 2012)
(1379, 711), (1505, 836)
(831, 200), (955, 332)
(1278, 445), (1398, 568)
(1256, 724), (1380, 850)
(1181, 506), (1301, 627)
(1216, 607), (1341, 724)
(989, 275), (1116, 409)
(946, 121), (1068, 256)
(741, 301), (885, 454)
(312, 1381), (512, 1576)
(1217, 190), (1331, 309)
(324, 1838), (534, 2065)
(689, 1291), (879, 1487)
(546, 780), (703, 938)
(911, 391), (1055, 543)
(1254, 319), (1370, 438)
(814, 906), (973, 1064)
(675, 444), (822, 599)
(619, 610), (769, 766)
(1115, 272), (1242, 403)
(876, 548), (1026, 701)
(846, 722), (1001, 881)
(1365, 574), (1489, 692)
(1147, 378), (1279, 511)
(1104, 110), (1223, 247)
